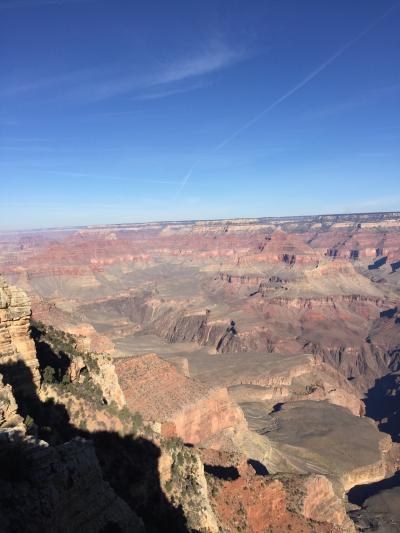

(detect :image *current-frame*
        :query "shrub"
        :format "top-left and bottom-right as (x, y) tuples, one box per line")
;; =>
(62, 374), (71, 385)
(164, 436), (184, 451)
(24, 414), (35, 429)
(131, 411), (143, 430)
(43, 366), (56, 384)
(118, 405), (131, 422)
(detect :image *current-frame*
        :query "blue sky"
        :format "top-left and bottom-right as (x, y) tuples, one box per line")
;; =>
(1, 0), (399, 229)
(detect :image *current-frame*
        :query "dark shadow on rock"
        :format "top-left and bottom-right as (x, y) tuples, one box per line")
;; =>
(347, 471), (400, 506)
(364, 372), (400, 443)
(0, 361), (189, 533)
(391, 260), (400, 273)
(271, 402), (284, 413)
(247, 459), (269, 475)
(31, 323), (71, 383)
(0, 438), (33, 483)
(380, 307), (398, 319)
(0, 360), (73, 444)
(93, 432), (188, 532)
(368, 256), (387, 270)
(204, 464), (239, 480)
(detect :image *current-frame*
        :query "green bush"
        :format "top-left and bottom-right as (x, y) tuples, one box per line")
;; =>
(24, 414), (35, 429)
(43, 366), (56, 384)
(131, 411), (143, 430)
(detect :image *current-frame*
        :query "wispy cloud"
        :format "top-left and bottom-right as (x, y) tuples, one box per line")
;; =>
(71, 41), (244, 101)
(136, 80), (210, 101)
(150, 42), (242, 86)
(0, 68), (97, 97)
(1, 41), (245, 102)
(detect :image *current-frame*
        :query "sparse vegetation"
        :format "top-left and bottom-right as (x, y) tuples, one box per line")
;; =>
(24, 414), (35, 430)
(131, 411), (143, 433)
(42, 366), (56, 384)
(304, 384), (318, 395)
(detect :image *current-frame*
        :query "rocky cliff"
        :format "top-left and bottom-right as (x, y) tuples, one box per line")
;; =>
(0, 276), (40, 394)
(200, 448), (356, 532)
(115, 353), (247, 444)
(0, 433), (143, 533)
(0, 279), (144, 532)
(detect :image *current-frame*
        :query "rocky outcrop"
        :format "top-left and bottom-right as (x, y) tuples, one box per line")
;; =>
(349, 485), (400, 532)
(67, 323), (116, 354)
(115, 354), (246, 444)
(0, 373), (23, 429)
(201, 449), (355, 532)
(0, 305), (190, 532)
(258, 401), (397, 492)
(364, 371), (400, 442)
(0, 351), (141, 532)
(0, 276), (40, 394)
(0, 435), (143, 532)
(187, 351), (364, 417)
(301, 474), (355, 530)
(89, 353), (126, 409)
(159, 439), (219, 532)
(340, 433), (396, 491)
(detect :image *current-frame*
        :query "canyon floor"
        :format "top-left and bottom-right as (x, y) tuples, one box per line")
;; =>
(1, 212), (400, 531)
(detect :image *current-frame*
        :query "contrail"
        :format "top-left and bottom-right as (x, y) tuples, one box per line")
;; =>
(177, 2), (399, 193)
(174, 166), (195, 197)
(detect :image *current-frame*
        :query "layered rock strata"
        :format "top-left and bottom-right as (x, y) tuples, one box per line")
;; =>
(200, 449), (356, 532)
(115, 353), (247, 444)
(0, 276), (40, 394)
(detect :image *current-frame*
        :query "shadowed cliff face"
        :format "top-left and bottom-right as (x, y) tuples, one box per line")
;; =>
(0, 360), (189, 533)
(344, 373), (400, 532)
(365, 372), (400, 443)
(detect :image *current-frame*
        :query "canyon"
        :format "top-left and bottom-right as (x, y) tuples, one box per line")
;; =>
(0, 211), (400, 531)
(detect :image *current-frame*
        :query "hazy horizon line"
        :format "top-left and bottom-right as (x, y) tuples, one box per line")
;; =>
(2, 209), (400, 234)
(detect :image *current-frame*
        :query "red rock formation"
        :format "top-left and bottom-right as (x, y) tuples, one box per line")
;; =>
(114, 354), (246, 444)
(200, 449), (355, 532)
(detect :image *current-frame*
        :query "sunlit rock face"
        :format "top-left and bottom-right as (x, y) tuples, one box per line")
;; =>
(199, 448), (356, 533)
(0, 276), (40, 395)
(114, 353), (246, 444)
